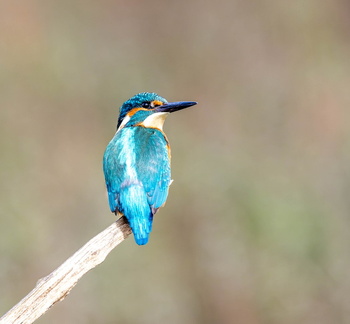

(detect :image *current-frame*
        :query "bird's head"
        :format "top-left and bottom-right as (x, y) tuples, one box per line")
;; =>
(116, 92), (197, 131)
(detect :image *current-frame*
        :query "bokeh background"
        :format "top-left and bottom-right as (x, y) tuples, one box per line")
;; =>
(1, 1), (350, 323)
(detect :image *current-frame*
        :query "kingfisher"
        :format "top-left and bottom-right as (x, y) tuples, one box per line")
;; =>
(103, 92), (197, 245)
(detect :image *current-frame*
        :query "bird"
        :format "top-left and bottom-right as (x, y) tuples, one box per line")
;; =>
(103, 92), (197, 245)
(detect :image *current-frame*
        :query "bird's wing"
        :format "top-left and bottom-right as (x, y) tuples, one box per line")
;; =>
(134, 127), (171, 213)
(103, 127), (171, 214)
(103, 136), (124, 213)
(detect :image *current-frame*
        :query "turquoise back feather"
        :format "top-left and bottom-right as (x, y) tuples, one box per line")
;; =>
(103, 126), (171, 245)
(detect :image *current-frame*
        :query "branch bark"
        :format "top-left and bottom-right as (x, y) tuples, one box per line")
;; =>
(0, 216), (132, 324)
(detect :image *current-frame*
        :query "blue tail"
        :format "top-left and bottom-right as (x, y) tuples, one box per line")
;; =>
(119, 184), (153, 245)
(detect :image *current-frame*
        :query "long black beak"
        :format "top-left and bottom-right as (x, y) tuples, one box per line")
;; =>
(155, 101), (197, 113)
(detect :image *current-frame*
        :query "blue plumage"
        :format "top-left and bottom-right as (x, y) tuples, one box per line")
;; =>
(103, 92), (197, 245)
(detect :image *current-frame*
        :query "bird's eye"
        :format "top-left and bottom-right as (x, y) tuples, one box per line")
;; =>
(141, 102), (151, 108)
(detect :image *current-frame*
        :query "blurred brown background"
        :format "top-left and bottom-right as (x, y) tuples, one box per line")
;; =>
(1, 1), (350, 323)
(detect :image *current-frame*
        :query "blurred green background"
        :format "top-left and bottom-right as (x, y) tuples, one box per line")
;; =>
(1, 1), (350, 323)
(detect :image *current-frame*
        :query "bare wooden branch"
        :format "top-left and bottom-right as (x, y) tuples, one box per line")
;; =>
(0, 217), (132, 324)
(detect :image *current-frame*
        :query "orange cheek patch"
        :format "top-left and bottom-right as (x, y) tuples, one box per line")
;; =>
(152, 100), (163, 107)
(126, 107), (149, 117)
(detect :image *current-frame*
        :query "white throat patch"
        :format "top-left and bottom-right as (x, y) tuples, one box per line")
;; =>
(116, 115), (131, 133)
(141, 112), (169, 130)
